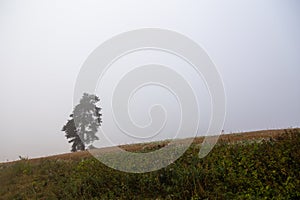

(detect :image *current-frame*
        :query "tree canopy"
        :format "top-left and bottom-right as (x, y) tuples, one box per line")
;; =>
(62, 93), (102, 152)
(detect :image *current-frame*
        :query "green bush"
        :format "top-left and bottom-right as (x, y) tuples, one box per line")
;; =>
(0, 129), (299, 199)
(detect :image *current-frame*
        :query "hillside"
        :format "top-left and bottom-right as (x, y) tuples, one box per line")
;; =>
(0, 128), (299, 199)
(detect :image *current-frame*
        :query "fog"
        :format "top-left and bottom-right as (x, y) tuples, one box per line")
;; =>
(0, 0), (299, 162)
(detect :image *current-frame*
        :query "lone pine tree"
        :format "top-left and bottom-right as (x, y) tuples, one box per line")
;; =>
(62, 93), (102, 152)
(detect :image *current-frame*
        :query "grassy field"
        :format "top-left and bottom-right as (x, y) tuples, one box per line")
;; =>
(0, 128), (299, 199)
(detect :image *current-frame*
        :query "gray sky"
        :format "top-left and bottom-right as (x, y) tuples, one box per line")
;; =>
(0, 0), (299, 162)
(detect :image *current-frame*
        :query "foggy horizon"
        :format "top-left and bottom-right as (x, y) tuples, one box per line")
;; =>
(1, 0), (300, 162)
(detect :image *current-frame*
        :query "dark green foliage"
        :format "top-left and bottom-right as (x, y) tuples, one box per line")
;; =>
(62, 93), (102, 152)
(1, 129), (299, 199)
(62, 115), (85, 152)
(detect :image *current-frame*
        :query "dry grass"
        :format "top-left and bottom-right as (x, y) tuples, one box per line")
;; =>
(1, 128), (292, 166)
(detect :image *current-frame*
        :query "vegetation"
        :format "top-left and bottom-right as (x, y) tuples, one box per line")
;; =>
(62, 93), (102, 152)
(0, 129), (299, 199)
